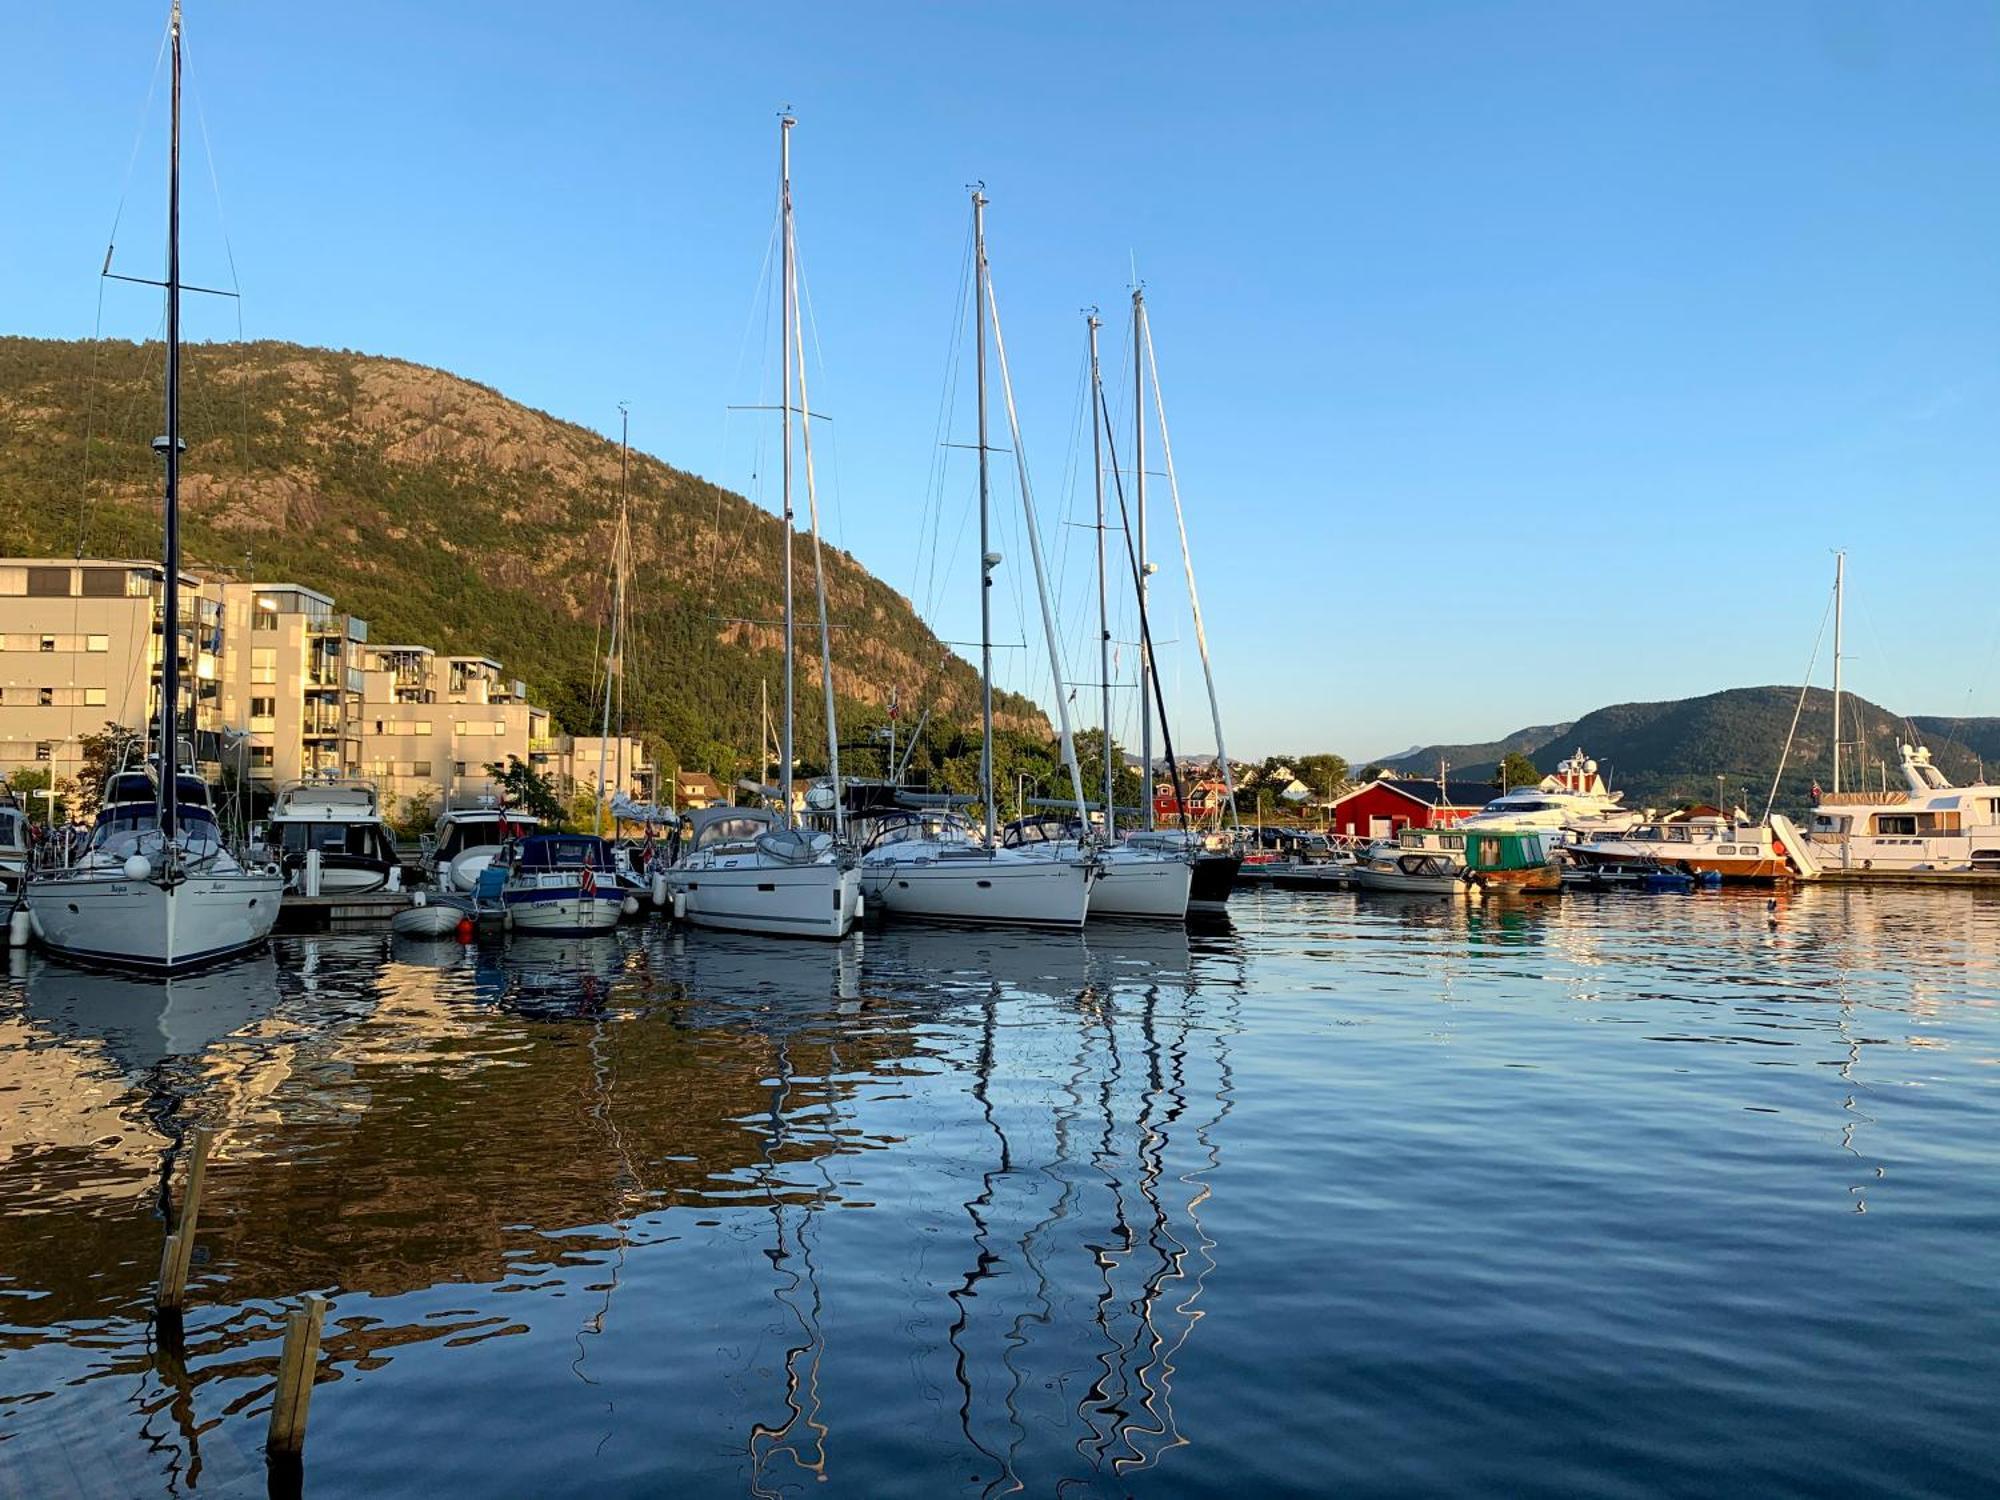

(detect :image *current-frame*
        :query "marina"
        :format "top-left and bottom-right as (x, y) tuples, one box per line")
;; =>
(3, 884), (1997, 1496)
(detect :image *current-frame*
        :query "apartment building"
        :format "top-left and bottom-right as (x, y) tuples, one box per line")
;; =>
(0, 557), (653, 820)
(0, 558), (223, 791)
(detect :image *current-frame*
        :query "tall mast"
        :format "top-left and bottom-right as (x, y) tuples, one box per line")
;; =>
(1143, 311), (1238, 826)
(1088, 311), (1113, 837)
(973, 187), (995, 843)
(779, 115), (797, 826)
(157, 0), (184, 840)
(1832, 550), (1845, 796)
(595, 404), (629, 831)
(1133, 288), (1151, 827)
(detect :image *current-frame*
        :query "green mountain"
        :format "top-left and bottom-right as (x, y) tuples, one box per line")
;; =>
(1374, 722), (1572, 778)
(1392, 688), (1989, 812)
(0, 337), (1047, 777)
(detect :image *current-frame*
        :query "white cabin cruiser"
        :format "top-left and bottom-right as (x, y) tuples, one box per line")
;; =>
(861, 811), (1096, 929)
(426, 801), (541, 894)
(1805, 742), (2000, 875)
(1351, 828), (1470, 895)
(1003, 815), (1191, 921)
(260, 778), (401, 894)
(500, 833), (625, 936)
(27, 764), (283, 972)
(0, 790), (30, 891)
(1566, 810), (1801, 883)
(1456, 749), (1640, 839)
(663, 804), (859, 940)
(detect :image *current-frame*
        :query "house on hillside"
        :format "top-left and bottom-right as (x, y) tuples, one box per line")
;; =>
(1327, 775), (1492, 842)
(1153, 776), (1234, 823)
(674, 770), (727, 810)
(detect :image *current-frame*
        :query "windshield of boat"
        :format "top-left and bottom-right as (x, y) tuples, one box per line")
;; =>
(437, 815), (534, 862)
(89, 803), (222, 861)
(864, 812), (976, 852)
(515, 835), (610, 870)
(272, 821), (389, 859)
(691, 815), (774, 854)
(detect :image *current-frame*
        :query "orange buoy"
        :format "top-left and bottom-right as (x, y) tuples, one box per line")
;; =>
(456, 917), (475, 944)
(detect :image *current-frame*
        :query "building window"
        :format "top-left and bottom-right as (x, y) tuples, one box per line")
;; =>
(252, 602), (279, 629)
(414, 720), (431, 736)
(251, 648), (277, 685)
(86, 634), (109, 653)
(84, 688), (106, 707)
(39, 636), (56, 653)
(250, 696), (276, 719)
(453, 762), (466, 777)
(34, 742), (51, 762)
(249, 746), (274, 770)
(413, 760), (432, 778)
(27, 567), (73, 598)
(37, 687), (53, 706)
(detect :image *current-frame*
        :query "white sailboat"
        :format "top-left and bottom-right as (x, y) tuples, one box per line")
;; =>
(860, 187), (1097, 929)
(664, 116), (858, 940)
(26, 3), (284, 972)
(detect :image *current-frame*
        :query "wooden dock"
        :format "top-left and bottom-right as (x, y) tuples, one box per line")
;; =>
(1813, 868), (2000, 888)
(276, 890), (415, 931)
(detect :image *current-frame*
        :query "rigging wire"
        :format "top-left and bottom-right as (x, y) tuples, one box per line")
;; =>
(1763, 580), (1836, 822)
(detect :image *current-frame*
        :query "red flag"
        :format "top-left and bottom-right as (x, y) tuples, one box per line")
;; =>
(581, 864), (597, 898)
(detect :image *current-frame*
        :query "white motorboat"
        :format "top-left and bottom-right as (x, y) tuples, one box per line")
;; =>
(28, 765), (284, 971)
(390, 890), (468, 940)
(1455, 749), (1642, 839)
(664, 806), (860, 940)
(1002, 815), (1189, 920)
(1805, 742), (2000, 875)
(500, 833), (625, 936)
(1566, 812), (1802, 883)
(259, 777), (401, 894)
(860, 811), (1095, 929)
(426, 800), (541, 894)
(1351, 828), (1471, 895)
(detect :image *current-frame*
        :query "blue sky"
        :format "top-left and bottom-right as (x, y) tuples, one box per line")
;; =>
(5, 2), (1997, 760)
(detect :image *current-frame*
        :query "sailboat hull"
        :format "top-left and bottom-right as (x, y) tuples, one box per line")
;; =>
(28, 871), (285, 972)
(862, 853), (1094, 929)
(668, 859), (860, 940)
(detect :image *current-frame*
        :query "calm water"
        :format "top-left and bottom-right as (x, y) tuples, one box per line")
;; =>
(2, 886), (1997, 1497)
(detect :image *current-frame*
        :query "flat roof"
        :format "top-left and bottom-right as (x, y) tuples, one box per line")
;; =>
(369, 644), (435, 656)
(246, 582), (337, 607)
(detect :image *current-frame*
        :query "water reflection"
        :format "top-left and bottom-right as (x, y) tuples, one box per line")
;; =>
(1, 890), (1996, 1496)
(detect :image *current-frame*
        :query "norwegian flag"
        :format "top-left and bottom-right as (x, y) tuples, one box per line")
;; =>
(580, 864), (597, 899)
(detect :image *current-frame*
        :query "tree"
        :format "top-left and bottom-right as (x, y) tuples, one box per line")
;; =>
(485, 756), (566, 826)
(1294, 753), (1349, 798)
(75, 723), (144, 820)
(1497, 751), (1541, 791)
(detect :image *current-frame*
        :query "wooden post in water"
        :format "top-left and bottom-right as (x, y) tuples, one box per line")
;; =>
(267, 1294), (328, 1464)
(156, 1125), (214, 1316)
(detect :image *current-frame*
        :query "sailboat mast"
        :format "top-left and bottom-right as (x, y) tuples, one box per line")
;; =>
(973, 187), (995, 843)
(779, 115), (797, 826)
(1088, 311), (1112, 837)
(158, 0), (184, 841)
(1832, 550), (1845, 797)
(1133, 288), (1151, 827)
(595, 405), (628, 831)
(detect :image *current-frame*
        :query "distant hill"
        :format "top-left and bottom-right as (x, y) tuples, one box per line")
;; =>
(1388, 688), (1988, 812)
(1374, 722), (1572, 778)
(0, 337), (1047, 776)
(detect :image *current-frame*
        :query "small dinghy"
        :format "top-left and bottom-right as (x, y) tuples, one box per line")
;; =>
(391, 890), (469, 939)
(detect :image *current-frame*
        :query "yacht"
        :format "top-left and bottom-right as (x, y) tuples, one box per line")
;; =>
(1566, 810), (1801, 883)
(425, 800), (540, 894)
(665, 805), (860, 940)
(21, 5), (283, 971)
(1456, 749), (1640, 839)
(861, 811), (1096, 929)
(500, 833), (625, 936)
(1002, 815), (1189, 920)
(28, 762), (284, 971)
(260, 778), (401, 894)
(659, 117), (858, 941)
(1805, 742), (2000, 875)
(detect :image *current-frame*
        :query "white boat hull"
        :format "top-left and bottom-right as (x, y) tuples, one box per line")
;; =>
(28, 870), (285, 971)
(1352, 866), (1467, 896)
(504, 890), (624, 936)
(1087, 851), (1192, 919)
(668, 859), (860, 940)
(863, 853), (1094, 928)
(391, 901), (465, 939)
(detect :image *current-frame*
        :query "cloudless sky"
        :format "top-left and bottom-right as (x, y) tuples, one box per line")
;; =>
(5, 2), (1997, 760)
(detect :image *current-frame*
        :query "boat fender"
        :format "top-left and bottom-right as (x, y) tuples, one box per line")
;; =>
(672, 891), (687, 922)
(124, 854), (151, 882)
(621, 895), (640, 917)
(853, 892), (865, 922)
(455, 917), (474, 944)
(651, 871), (669, 907)
(8, 908), (29, 948)
(412, 889), (428, 907)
